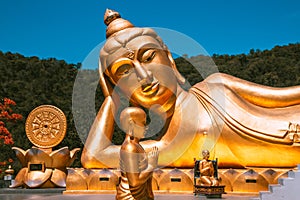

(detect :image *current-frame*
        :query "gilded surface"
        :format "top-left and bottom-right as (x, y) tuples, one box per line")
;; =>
(81, 9), (300, 169)
(11, 147), (80, 188)
(198, 150), (219, 186)
(116, 107), (158, 200)
(64, 168), (292, 193)
(12, 105), (79, 188)
(25, 105), (67, 148)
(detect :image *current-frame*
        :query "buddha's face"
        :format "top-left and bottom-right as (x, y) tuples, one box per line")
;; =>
(105, 36), (178, 109)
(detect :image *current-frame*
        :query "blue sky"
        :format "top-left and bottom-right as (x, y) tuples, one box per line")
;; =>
(0, 0), (299, 66)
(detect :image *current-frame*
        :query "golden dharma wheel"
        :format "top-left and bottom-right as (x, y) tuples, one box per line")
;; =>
(25, 105), (67, 148)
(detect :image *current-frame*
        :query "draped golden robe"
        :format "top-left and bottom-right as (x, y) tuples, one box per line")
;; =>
(189, 73), (300, 168)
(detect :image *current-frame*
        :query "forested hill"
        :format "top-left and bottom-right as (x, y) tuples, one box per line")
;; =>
(0, 43), (299, 169)
(176, 43), (300, 87)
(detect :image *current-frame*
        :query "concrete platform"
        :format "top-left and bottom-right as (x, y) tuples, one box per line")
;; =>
(0, 189), (259, 200)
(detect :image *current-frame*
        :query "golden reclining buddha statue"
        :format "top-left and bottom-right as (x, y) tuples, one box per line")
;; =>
(81, 9), (300, 169)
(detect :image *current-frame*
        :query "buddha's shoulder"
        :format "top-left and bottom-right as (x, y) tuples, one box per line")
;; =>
(191, 72), (238, 91)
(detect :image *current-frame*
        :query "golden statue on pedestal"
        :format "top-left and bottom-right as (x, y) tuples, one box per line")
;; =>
(198, 150), (219, 186)
(11, 105), (80, 188)
(194, 150), (225, 197)
(81, 9), (300, 169)
(117, 107), (158, 200)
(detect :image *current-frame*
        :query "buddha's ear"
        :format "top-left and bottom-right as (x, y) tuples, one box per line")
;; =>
(166, 50), (186, 85)
(98, 58), (114, 98)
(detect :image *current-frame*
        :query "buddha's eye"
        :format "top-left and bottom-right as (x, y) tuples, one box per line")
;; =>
(116, 64), (132, 77)
(142, 50), (156, 63)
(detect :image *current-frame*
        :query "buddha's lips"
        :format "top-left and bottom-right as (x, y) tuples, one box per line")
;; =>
(142, 81), (159, 94)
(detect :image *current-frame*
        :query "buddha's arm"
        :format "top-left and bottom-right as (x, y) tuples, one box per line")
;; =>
(82, 91), (194, 168)
(81, 102), (169, 168)
(204, 73), (300, 108)
(81, 96), (120, 168)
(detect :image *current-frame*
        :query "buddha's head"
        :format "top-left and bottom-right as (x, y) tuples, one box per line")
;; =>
(99, 9), (185, 113)
(120, 107), (147, 139)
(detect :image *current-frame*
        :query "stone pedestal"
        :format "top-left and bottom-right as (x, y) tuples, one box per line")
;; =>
(64, 167), (295, 194)
(194, 185), (225, 198)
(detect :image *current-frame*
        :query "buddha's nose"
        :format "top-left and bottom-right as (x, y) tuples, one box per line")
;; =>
(134, 62), (153, 87)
